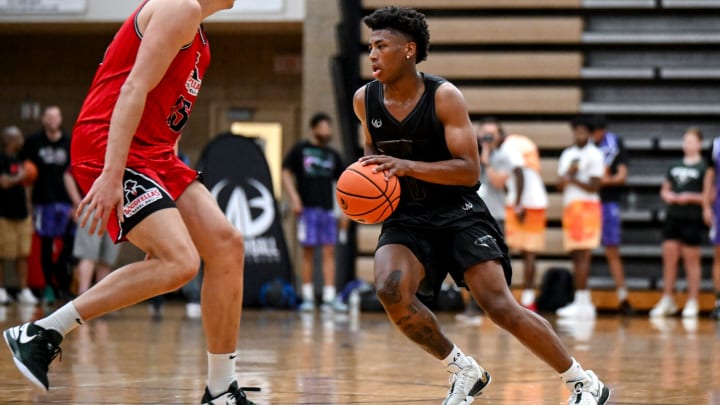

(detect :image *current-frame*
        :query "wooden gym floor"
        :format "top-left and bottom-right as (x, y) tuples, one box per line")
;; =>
(1, 302), (720, 404)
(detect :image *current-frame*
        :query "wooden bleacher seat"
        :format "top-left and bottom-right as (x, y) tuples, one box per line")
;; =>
(357, 224), (381, 256)
(584, 0), (656, 8)
(540, 158), (559, 186)
(362, 17), (583, 45)
(660, 68), (720, 79)
(462, 86), (581, 114)
(362, 0), (581, 9)
(582, 32), (720, 44)
(581, 102), (720, 115)
(503, 122), (573, 150)
(360, 52), (583, 80)
(581, 67), (655, 79)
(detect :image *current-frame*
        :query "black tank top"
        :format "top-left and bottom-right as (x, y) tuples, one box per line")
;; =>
(365, 73), (481, 224)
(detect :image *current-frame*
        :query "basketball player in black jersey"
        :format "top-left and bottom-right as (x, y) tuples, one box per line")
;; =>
(352, 7), (610, 405)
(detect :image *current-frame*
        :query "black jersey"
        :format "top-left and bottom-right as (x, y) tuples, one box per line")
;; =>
(365, 73), (481, 226)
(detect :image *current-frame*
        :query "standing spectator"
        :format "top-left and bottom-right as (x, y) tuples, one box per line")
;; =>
(477, 118), (548, 311)
(22, 106), (82, 305)
(72, 207), (120, 295)
(0, 126), (38, 305)
(704, 135), (720, 320)
(590, 115), (634, 315)
(556, 116), (604, 319)
(282, 112), (349, 312)
(651, 128), (707, 318)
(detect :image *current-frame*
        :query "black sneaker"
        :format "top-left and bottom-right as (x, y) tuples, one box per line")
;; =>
(618, 299), (636, 316)
(711, 303), (720, 320)
(3, 322), (63, 391)
(201, 381), (260, 405)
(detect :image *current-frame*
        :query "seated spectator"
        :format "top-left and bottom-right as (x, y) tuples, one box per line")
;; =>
(651, 128), (707, 318)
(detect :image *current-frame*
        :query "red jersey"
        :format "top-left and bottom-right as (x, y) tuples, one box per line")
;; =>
(72, 1), (210, 166)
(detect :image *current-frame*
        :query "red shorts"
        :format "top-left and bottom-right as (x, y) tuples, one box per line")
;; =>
(72, 156), (197, 242)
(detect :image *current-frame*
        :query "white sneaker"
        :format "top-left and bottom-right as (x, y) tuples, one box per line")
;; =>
(321, 298), (348, 313)
(185, 302), (201, 319)
(0, 288), (10, 305)
(649, 297), (678, 317)
(556, 301), (596, 319)
(442, 356), (491, 405)
(17, 288), (38, 305)
(566, 370), (610, 405)
(681, 299), (699, 318)
(299, 301), (315, 312)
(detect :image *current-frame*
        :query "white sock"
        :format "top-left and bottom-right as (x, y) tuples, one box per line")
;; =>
(322, 285), (336, 303)
(521, 289), (535, 306)
(559, 358), (588, 384)
(207, 352), (237, 397)
(575, 290), (591, 305)
(442, 345), (470, 369)
(302, 283), (313, 301)
(35, 301), (83, 336)
(616, 287), (627, 302)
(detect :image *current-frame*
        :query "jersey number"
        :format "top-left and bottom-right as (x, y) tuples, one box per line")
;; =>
(167, 96), (193, 133)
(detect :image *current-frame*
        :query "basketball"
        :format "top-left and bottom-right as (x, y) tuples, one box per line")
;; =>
(21, 160), (38, 186)
(336, 161), (401, 224)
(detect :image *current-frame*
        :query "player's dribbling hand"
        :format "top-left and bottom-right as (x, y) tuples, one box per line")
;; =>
(359, 154), (410, 179)
(76, 171), (124, 236)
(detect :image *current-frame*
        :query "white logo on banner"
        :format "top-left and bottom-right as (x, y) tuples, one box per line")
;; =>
(211, 178), (281, 263)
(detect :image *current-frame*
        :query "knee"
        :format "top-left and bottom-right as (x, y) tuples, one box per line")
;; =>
(375, 270), (407, 307)
(168, 247), (200, 288)
(220, 228), (245, 265)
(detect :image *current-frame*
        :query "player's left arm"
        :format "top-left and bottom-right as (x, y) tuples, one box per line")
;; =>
(361, 82), (480, 186)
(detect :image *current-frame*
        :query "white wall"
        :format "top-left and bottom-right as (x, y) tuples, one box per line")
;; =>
(0, 0), (304, 23)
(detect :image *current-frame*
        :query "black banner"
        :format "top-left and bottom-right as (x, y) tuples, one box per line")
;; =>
(198, 133), (293, 307)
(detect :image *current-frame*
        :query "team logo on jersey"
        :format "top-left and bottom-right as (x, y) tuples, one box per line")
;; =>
(371, 118), (382, 128)
(185, 51), (202, 96)
(123, 179), (162, 217)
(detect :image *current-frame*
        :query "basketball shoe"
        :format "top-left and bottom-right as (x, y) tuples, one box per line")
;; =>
(201, 381), (260, 405)
(565, 370), (610, 405)
(649, 296), (678, 317)
(3, 322), (63, 391)
(442, 356), (491, 405)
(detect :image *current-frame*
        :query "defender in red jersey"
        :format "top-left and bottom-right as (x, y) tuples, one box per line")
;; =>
(3, 1), (259, 404)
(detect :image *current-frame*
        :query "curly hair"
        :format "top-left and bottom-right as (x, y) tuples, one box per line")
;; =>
(363, 6), (430, 64)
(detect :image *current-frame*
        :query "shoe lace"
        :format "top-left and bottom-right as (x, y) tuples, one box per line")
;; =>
(229, 386), (260, 404)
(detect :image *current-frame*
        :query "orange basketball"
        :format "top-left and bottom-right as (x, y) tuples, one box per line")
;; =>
(336, 161), (401, 224)
(21, 160), (37, 186)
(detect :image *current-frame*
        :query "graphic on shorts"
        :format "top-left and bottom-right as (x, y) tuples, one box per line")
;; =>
(123, 179), (163, 218)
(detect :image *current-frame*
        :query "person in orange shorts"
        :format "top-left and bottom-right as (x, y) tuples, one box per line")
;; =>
(556, 116), (604, 319)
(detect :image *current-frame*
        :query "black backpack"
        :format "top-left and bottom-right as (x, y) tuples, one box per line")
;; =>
(535, 267), (575, 313)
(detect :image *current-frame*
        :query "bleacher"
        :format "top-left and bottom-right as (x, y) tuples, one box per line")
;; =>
(336, 0), (720, 309)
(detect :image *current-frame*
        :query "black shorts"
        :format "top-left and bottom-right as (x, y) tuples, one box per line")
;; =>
(663, 217), (706, 246)
(377, 208), (512, 298)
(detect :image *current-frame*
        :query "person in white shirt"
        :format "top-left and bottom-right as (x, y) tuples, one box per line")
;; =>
(556, 116), (605, 319)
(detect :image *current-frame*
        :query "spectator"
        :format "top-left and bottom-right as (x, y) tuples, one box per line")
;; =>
(0, 126), (38, 306)
(476, 118), (548, 311)
(22, 106), (82, 305)
(282, 112), (349, 312)
(650, 128), (707, 318)
(556, 116), (604, 319)
(590, 115), (634, 315)
(704, 134), (720, 320)
(72, 207), (120, 295)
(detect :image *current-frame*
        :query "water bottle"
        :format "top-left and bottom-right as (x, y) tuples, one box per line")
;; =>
(349, 289), (360, 315)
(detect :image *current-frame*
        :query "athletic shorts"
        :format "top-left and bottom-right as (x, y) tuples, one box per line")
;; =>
(72, 156), (197, 242)
(664, 217), (705, 246)
(73, 208), (121, 265)
(377, 209), (512, 298)
(601, 201), (622, 247)
(504, 207), (546, 253)
(297, 207), (337, 247)
(562, 200), (601, 251)
(33, 202), (74, 238)
(0, 217), (32, 259)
